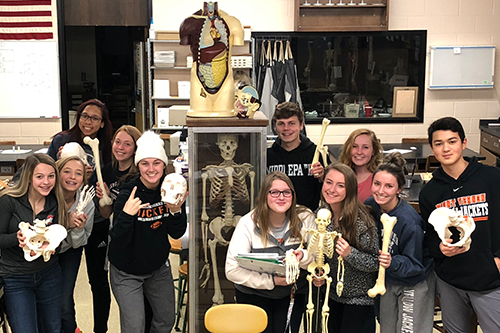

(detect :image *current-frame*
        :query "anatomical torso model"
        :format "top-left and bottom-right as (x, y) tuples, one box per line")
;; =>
(180, 2), (244, 117)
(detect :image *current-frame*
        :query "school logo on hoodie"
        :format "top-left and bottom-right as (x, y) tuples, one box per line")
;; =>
(267, 163), (313, 176)
(435, 193), (488, 222)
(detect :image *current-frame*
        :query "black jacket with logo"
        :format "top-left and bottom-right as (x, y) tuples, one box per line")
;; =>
(266, 134), (324, 211)
(419, 157), (500, 291)
(109, 175), (187, 275)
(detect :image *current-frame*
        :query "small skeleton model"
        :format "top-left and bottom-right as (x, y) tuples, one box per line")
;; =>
(161, 173), (188, 206)
(199, 134), (255, 305)
(303, 208), (341, 333)
(428, 207), (476, 251)
(83, 136), (112, 207)
(61, 142), (89, 166)
(76, 185), (95, 215)
(368, 213), (397, 298)
(285, 249), (300, 284)
(18, 219), (67, 262)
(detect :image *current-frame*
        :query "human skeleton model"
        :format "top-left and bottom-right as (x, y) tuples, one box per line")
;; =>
(368, 213), (397, 298)
(180, 2), (244, 117)
(18, 219), (67, 262)
(199, 134), (255, 305)
(428, 207), (476, 251)
(302, 208), (341, 333)
(83, 136), (112, 207)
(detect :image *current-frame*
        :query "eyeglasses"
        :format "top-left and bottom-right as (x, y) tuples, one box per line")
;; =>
(81, 113), (102, 123)
(268, 189), (293, 198)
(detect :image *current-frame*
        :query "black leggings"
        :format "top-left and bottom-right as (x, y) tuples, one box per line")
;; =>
(85, 220), (111, 333)
(235, 289), (291, 333)
(328, 300), (375, 333)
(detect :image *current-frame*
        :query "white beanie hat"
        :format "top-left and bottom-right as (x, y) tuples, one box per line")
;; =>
(134, 131), (169, 166)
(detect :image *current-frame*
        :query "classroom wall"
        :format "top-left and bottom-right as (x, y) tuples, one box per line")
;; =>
(2, 0), (500, 151)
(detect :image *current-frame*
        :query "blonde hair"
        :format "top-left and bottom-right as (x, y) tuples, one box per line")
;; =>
(320, 162), (375, 249)
(0, 154), (68, 228)
(252, 171), (311, 245)
(56, 156), (89, 188)
(339, 129), (383, 173)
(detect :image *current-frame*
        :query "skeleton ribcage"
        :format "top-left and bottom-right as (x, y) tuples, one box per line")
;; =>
(208, 166), (250, 207)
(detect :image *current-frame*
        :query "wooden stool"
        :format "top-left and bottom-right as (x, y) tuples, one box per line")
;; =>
(175, 263), (188, 333)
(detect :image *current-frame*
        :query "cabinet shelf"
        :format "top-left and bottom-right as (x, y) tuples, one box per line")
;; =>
(151, 66), (191, 70)
(152, 96), (189, 101)
(295, 0), (388, 31)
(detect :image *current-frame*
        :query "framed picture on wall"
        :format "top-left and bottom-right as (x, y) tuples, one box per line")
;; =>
(393, 87), (418, 117)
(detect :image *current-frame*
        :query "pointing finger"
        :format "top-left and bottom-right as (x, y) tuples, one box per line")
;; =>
(129, 186), (137, 200)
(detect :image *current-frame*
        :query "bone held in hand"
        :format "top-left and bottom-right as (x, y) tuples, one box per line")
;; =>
(83, 136), (112, 207)
(368, 213), (397, 298)
(312, 118), (331, 166)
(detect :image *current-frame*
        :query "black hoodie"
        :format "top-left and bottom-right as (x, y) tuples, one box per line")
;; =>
(266, 134), (323, 211)
(419, 157), (500, 291)
(108, 175), (187, 275)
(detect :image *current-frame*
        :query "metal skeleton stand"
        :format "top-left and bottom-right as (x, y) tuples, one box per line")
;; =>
(199, 134), (255, 305)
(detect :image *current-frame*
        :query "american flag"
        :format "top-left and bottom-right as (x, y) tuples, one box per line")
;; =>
(0, 0), (54, 40)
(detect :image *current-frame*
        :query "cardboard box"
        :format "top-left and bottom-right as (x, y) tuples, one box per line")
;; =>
(157, 106), (170, 128)
(169, 105), (188, 126)
(156, 31), (180, 41)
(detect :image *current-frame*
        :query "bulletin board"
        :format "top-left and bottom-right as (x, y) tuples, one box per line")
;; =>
(0, 40), (61, 118)
(429, 46), (495, 89)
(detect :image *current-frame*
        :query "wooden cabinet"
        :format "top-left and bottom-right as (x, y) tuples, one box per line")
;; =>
(294, 0), (389, 31)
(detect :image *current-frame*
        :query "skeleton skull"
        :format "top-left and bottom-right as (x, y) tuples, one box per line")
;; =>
(61, 142), (89, 166)
(161, 173), (187, 206)
(428, 207), (476, 251)
(315, 208), (332, 232)
(217, 134), (238, 161)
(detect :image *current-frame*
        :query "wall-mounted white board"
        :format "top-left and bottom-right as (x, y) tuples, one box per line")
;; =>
(0, 40), (60, 118)
(429, 46), (495, 89)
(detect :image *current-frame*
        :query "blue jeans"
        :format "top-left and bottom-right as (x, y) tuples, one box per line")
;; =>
(3, 262), (62, 333)
(59, 247), (83, 333)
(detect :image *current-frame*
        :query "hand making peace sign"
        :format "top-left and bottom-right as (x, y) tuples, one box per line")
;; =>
(123, 186), (150, 216)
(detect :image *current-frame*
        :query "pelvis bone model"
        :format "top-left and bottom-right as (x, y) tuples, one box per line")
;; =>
(428, 207), (476, 251)
(199, 134), (255, 305)
(161, 173), (187, 206)
(302, 208), (341, 333)
(61, 142), (89, 166)
(18, 219), (67, 262)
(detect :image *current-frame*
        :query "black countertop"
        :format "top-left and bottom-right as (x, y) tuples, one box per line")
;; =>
(479, 119), (500, 137)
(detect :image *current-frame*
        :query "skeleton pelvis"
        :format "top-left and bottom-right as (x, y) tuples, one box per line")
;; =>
(308, 261), (330, 279)
(208, 216), (240, 243)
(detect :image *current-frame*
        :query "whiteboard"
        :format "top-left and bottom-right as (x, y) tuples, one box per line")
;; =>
(429, 46), (495, 89)
(0, 40), (61, 118)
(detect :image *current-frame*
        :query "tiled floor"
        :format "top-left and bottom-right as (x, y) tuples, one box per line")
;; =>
(74, 252), (183, 333)
(73, 255), (483, 333)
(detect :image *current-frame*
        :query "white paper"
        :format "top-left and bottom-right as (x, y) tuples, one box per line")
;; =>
(153, 79), (170, 98)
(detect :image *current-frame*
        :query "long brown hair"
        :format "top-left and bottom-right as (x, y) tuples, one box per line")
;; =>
(320, 162), (375, 249)
(53, 99), (113, 165)
(0, 154), (68, 228)
(339, 128), (383, 173)
(252, 171), (311, 245)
